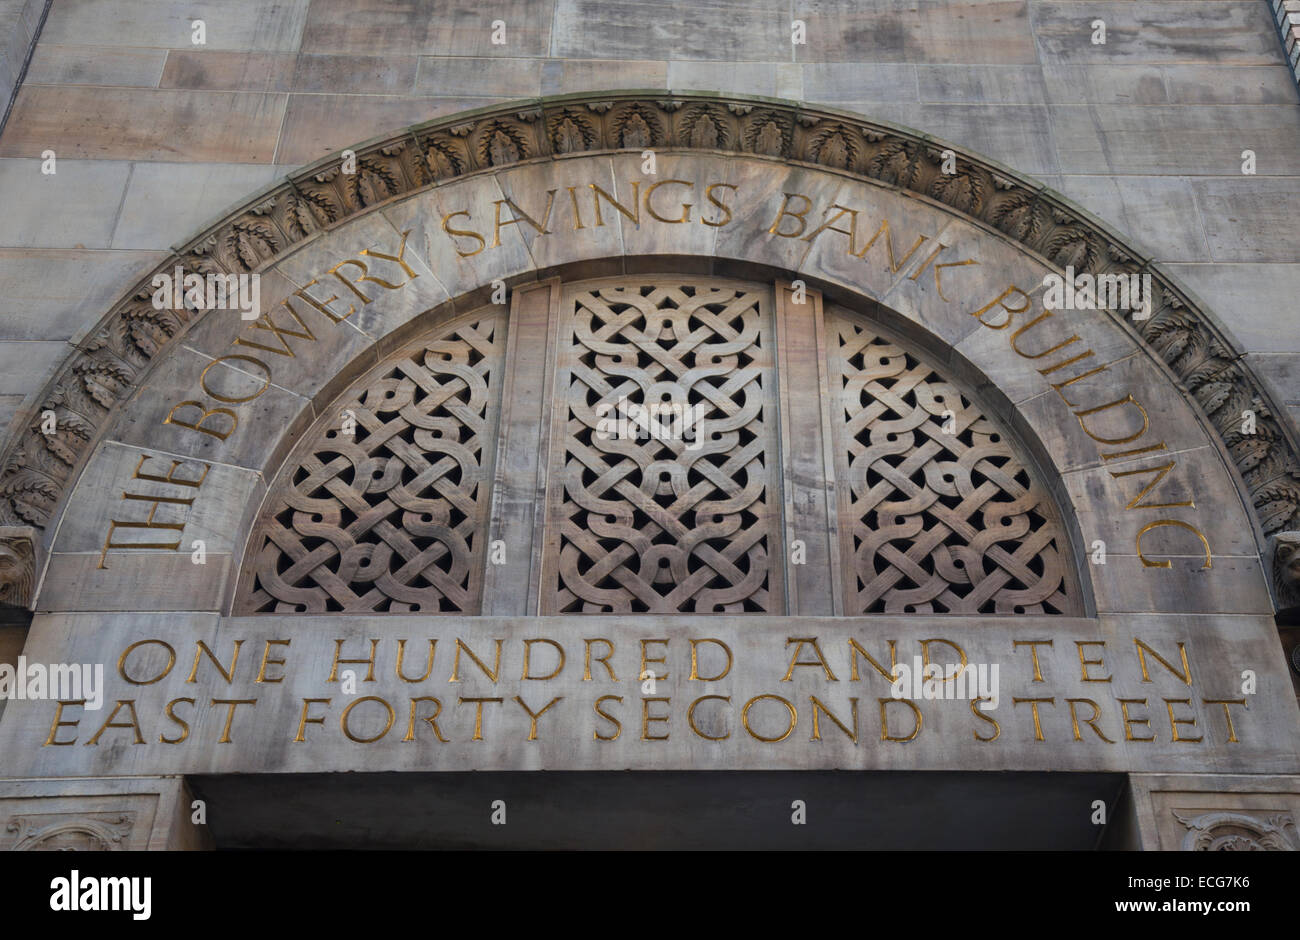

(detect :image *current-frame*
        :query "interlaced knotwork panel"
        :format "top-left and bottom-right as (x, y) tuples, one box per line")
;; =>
(829, 313), (1076, 615)
(543, 283), (780, 613)
(238, 315), (503, 613)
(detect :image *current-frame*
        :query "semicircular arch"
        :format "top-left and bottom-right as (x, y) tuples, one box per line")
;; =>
(0, 92), (1283, 620)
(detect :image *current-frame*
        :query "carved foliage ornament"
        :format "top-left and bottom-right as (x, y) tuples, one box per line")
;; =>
(3, 92), (1296, 609)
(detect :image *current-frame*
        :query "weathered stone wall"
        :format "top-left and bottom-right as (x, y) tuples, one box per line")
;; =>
(0, 0), (1296, 456)
(1, 3), (1299, 850)
(0, 147), (1292, 781)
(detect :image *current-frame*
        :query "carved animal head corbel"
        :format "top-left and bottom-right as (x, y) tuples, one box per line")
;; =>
(0, 525), (38, 610)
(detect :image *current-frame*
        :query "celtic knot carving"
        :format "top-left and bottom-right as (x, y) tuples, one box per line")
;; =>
(829, 315), (1075, 615)
(238, 316), (503, 613)
(544, 284), (779, 613)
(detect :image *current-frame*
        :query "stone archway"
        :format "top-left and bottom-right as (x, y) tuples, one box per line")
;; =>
(0, 92), (1296, 614)
(1, 92), (1298, 850)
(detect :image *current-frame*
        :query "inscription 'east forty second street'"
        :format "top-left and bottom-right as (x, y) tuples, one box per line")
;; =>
(39, 632), (1248, 751)
(94, 179), (1212, 573)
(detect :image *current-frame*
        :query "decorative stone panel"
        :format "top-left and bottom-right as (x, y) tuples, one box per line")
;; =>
(541, 281), (780, 614)
(827, 313), (1075, 615)
(232, 278), (1076, 617)
(237, 312), (505, 614)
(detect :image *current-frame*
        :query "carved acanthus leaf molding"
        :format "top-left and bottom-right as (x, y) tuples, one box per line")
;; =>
(0, 91), (1295, 608)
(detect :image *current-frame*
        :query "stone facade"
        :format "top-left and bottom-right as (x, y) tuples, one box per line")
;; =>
(0, 1), (1297, 850)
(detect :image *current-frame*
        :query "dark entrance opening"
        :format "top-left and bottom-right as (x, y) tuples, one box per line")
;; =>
(190, 770), (1128, 850)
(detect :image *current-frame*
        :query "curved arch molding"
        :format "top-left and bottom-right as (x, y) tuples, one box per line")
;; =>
(0, 90), (1294, 613)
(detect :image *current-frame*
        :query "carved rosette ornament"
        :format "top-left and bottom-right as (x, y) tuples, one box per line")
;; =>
(1173, 810), (1299, 851)
(1, 91), (1296, 607)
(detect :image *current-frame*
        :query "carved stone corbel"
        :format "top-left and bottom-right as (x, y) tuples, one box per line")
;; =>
(1271, 531), (1300, 612)
(0, 525), (38, 611)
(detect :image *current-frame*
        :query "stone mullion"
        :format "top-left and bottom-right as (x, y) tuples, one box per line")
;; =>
(481, 278), (562, 616)
(773, 281), (843, 616)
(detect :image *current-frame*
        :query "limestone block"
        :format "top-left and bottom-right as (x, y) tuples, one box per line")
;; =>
(175, 269), (380, 409)
(272, 207), (456, 346)
(1033, 1), (1279, 65)
(291, 54), (418, 95)
(302, 0), (552, 57)
(1188, 180), (1300, 263)
(1049, 105), (1300, 176)
(25, 44), (169, 87)
(275, 94), (488, 166)
(667, 62), (786, 98)
(0, 87), (288, 163)
(0, 341), (71, 404)
(1160, 64), (1298, 104)
(489, 154), (628, 276)
(1057, 176), (1209, 263)
(39, 0), (311, 52)
(112, 163), (282, 250)
(553, 0), (787, 61)
(104, 343), (312, 473)
(379, 179), (537, 318)
(540, 59), (666, 96)
(1040, 65), (1168, 105)
(416, 57), (541, 97)
(39, 553), (234, 613)
(0, 159), (131, 249)
(160, 50), (297, 92)
(49, 439), (262, 555)
(1061, 444), (1263, 560)
(604, 152), (728, 266)
(1164, 263), (1300, 350)
(790, 0), (1037, 64)
(917, 65), (1048, 104)
(0, 248), (168, 343)
(1244, 353), (1300, 435)
(1087, 553), (1273, 615)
